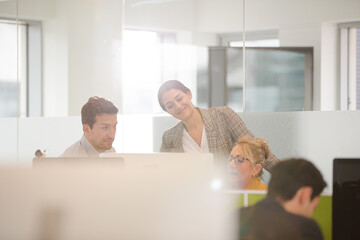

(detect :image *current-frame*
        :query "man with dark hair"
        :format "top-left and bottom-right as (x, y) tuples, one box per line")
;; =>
(60, 96), (118, 157)
(239, 158), (327, 240)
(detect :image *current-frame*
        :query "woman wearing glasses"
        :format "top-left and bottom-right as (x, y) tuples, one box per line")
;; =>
(227, 136), (269, 190)
(158, 80), (278, 172)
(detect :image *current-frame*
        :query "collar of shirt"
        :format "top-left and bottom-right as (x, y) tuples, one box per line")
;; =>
(80, 134), (100, 158)
(80, 134), (117, 158)
(182, 125), (209, 153)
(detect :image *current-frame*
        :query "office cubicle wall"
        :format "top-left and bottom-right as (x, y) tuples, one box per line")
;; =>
(0, 118), (17, 165)
(0, 111), (358, 240)
(154, 111), (360, 193)
(1, 111), (360, 191)
(0, 166), (235, 240)
(0, 115), (153, 166)
(0, 117), (82, 165)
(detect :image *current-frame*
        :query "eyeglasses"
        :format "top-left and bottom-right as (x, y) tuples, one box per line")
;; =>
(228, 155), (250, 164)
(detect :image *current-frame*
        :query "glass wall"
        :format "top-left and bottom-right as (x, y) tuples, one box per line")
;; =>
(1, 0), (360, 162)
(1, 3), (360, 240)
(0, 21), (21, 117)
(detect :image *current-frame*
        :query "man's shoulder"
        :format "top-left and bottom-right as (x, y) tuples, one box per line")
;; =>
(239, 198), (323, 240)
(287, 211), (324, 240)
(59, 139), (88, 158)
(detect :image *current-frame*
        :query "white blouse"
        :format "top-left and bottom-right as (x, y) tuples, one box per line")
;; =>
(182, 125), (209, 153)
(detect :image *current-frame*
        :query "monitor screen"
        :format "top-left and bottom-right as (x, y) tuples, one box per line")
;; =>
(100, 152), (215, 182)
(332, 158), (360, 240)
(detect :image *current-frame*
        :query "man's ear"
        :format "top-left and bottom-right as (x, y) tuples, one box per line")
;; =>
(297, 186), (313, 206)
(83, 124), (91, 137)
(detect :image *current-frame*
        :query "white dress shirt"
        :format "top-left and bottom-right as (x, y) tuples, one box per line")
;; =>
(60, 134), (115, 158)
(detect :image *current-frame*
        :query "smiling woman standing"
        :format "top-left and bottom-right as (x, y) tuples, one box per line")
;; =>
(158, 80), (279, 172)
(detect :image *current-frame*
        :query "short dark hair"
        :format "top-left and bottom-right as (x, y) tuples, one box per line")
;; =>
(268, 158), (327, 201)
(158, 80), (190, 111)
(81, 96), (118, 128)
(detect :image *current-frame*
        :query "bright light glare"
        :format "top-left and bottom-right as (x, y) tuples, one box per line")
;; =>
(123, 30), (161, 114)
(210, 179), (223, 190)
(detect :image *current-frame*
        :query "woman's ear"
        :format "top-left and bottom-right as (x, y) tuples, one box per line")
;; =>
(186, 90), (192, 100)
(253, 164), (262, 177)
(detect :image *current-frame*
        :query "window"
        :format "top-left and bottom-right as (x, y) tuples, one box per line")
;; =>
(0, 19), (42, 117)
(0, 20), (27, 117)
(204, 29), (313, 112)
(203, 47), (313, 112)
(339, 22), (360, 110)
(122, 29), (197, 114)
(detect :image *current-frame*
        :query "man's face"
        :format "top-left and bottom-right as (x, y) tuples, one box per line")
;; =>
(83, 114), (118, 153)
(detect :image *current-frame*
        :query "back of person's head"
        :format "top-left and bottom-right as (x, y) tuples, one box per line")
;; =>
(268, 158), (327, 201)
(234, 136), (270, 178)
(158, 80), (190, 111)
(81, 96), (118, 128)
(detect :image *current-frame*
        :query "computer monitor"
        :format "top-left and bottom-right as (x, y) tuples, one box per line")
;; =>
(32, 157), (125, 168)
(100, 152), (214, 171)
(332, 158), (360, 240)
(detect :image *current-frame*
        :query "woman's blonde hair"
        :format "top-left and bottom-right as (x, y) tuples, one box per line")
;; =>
(234, 136), (270, 177)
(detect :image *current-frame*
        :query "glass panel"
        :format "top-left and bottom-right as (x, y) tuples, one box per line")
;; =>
(227, 47), (244, 112)
(227, 47), (312, 112)
(245, 48), (308, 112)
(17, 0), (124, 117)
(123, 0), (244, 114)
(0, 17), (27, 118)
(245, 0), (360, 111)
(153, 110), (360, 193)
(0, 0), (19, 165)
(0, 21), (18, 117)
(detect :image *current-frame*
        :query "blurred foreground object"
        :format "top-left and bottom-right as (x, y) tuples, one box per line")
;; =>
(0, 156), (236, 240)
